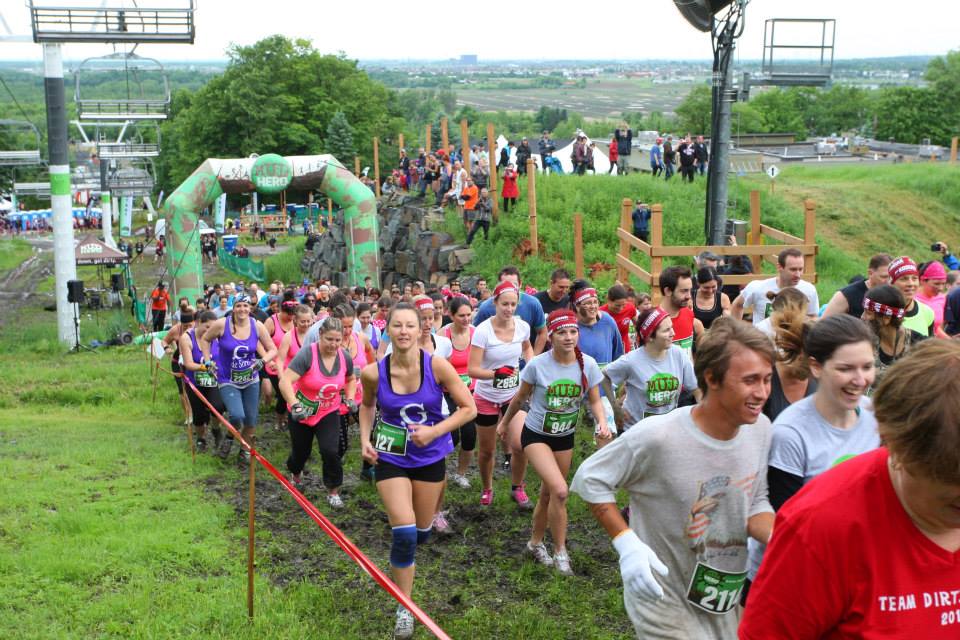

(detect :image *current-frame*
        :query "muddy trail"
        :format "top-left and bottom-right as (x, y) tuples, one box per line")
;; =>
(0, 242), (54, 327)
(203, 420), (632, 637)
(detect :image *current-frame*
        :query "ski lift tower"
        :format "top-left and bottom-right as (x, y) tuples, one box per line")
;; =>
(26, 0), (195, 347)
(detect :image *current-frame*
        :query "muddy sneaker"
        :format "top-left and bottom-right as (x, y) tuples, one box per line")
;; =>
(394, 605), (415, 640)
(451, 473), (470, 489)
(237, 449), (250, 467)
(512, 485), (533, 510)
(526, 541), (554, 567)
(480, 488), (493, 506)
(554, 550), (574, 576)
(327, 494), (344, 508)
(432, 511), (452, 534)
(195, 438), (207, 453)
(217, 437), (233, 460)
(290, 472), (303, 487)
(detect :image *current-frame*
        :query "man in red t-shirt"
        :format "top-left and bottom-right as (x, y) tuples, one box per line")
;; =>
(599, 284), (636, 351)
(658, 265), (703, 359)
(150, 282), (170, 332)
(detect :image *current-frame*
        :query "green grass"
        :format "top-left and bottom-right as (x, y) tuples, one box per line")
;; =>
(0, 237), (34, 273)
(263, 236), (305, 283)
(449, 163), (960, 300)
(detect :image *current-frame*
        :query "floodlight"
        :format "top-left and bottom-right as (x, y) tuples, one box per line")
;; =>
(672, 0), (735, 32)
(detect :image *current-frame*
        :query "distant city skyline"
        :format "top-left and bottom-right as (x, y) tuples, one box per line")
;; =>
(0, 1), (957, 63)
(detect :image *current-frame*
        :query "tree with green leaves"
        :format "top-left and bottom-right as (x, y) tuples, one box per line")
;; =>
(325, 111), (356, 163)
(675, 85), (712, 135)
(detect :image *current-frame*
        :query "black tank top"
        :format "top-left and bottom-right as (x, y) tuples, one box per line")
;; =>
(693, 291), (724, 329)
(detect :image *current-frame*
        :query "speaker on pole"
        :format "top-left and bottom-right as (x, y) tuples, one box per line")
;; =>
(67, 279), (85, 304)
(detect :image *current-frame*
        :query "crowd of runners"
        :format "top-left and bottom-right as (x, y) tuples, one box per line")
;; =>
(160, 244), (960, 639)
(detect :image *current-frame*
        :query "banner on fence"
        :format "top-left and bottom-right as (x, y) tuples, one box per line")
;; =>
(218, 248), (267, 282)
(214, 193), (227, 234)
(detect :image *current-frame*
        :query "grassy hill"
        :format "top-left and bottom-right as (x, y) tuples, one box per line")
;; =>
(448, 163), (960, 299)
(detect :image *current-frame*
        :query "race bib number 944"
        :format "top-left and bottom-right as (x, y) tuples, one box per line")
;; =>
(686, 561), (746, 615)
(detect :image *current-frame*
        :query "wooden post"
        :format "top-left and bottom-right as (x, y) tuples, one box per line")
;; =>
(425, 124), (432, 154)
(487, 122), (499, 222)
(247, 449), (255, 620)
(749, 190), (762, 274)
(354, 156), (360, 177)
(460, 119), (471, 173)
(373, 137), (381, 198)
(803, 199), (816, 278)
(327, 198), (333, 229)
(617, 198), (631, 283)
(650, 204), (664, 304)
(441, 118), (449, 154)
(527, 158), (538, 256)
(188, 421), (195, 463)
(951, 136), (958, 164)
(398, 133), (404, 156)
(574, 213), (584, 279)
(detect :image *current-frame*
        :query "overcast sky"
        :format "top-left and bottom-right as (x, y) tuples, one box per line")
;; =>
(2, 1), (957, 63)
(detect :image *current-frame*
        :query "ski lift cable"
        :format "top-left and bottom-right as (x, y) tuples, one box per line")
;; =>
(0, 72), (37, 127)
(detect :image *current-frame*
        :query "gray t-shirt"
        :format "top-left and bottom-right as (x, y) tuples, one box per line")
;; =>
(520, 350), (603, 437)
(604, 345), (697, 423)
(571, 406), (773, 639)
(747, 394), (879, 580)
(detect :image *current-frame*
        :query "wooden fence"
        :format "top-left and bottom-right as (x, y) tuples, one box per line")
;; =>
(616, 190), (817, 303)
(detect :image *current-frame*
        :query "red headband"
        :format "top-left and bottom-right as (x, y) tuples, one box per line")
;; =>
(888, 256), (918, 283)
(547, 310), (579, 336)
(493, 281), (519, 299)
(638, 307), (669, 342)
(572, 287), (598, 306)
(863, 296), (906, 320)
(413, 297), (435, 312)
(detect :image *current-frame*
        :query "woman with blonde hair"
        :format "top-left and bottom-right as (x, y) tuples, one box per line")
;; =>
(763, 287), (819, 421)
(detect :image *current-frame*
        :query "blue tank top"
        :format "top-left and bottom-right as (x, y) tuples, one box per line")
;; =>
(217, 316), (260, 388)
(185, 329), (219, 388)
(375, 349), (453, 469)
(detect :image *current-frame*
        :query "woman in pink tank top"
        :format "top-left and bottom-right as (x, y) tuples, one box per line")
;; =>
(441, 296), (478, 489)
(279, 316), (356, 507)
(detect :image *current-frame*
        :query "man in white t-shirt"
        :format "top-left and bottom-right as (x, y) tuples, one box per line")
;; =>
(731, 248), (819, 326)
(571, 318), (776, 639)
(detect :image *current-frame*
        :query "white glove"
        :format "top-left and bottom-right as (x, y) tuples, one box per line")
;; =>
(612, 529), (669, 601)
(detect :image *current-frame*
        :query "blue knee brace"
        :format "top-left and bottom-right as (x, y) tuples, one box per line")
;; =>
(390, 525), (417, 568)
(417, 526), (432, 545)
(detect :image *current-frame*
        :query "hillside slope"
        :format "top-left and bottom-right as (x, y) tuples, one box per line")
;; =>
(447, 164), (960, 299)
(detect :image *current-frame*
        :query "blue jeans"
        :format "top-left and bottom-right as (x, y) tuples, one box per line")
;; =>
(220, 383), (260, 429)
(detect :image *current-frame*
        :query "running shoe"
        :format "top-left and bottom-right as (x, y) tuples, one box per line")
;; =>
(554, 550), (574, 576)
(512, 485), (533, 510)
(480, 488), (493, 506)
(526, 541), (554, 567)
(394, 605), (415, 640)
(290, 472), (303, 487)
(327, 494), (344, 508)
(451, 473), (470, 489)
(195, 438), (207, 453)
(432, 511), (452, 534)
(237, 448), (250, 466)
(217, 437), (233, 460)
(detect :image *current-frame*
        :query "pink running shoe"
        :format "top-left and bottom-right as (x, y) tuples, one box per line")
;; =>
(512, 485), (533, 510)
(480, 489), (493, 506)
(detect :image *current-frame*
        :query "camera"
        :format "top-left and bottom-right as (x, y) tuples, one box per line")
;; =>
(931, 242), (944, 252)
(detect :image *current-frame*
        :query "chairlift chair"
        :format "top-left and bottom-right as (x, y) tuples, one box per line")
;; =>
(0, 120), (43, 166)
(28, 1), (196, 45)
(74, 52), (171, 121)
(106, 157), (156, 196)
(96, 121), (162, 158)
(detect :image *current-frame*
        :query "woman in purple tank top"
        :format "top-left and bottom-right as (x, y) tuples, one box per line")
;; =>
(358, 302), (476, 639)
(178, 310), (226, 452)
(199, 295), (278, 465)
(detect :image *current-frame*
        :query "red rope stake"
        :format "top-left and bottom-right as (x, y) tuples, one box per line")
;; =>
(175, 373), (452, 640)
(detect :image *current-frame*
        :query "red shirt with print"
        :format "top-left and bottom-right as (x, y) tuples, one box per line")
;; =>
(740, 447), (960, 640)
(600, 302), (636, 351)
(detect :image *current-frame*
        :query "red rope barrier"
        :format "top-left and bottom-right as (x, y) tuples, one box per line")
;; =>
(162, 366), (452, 640)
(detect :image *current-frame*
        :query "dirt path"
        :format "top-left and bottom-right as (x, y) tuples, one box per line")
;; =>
(0, 239), (54, 327)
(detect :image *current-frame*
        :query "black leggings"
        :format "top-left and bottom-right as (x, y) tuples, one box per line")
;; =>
(265, 372), (286, 416)
(502, 197), (516, 212)
(187, 383), (225, 428)
(445, 392), (477, 451)
(287, 411), (342, 488)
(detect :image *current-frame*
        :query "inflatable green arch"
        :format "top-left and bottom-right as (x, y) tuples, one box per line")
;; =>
(162, 153), (378, 301)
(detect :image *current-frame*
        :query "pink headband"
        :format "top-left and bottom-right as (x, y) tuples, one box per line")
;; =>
(572, 287), (598, 306)
(413, 297), (434, 312)
(493, 281), (519, 299)
(638, 307), (669, 342)
(921, 261), (947, 281)
(863, 296), (905, 320)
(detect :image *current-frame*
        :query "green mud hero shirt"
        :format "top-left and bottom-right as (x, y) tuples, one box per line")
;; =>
(520, 350), (603, 437)
(604, 345), (697, 423)
(571, 407), (774, 640)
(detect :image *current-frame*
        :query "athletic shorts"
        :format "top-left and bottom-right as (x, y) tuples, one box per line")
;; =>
(474, 394), (529, 419)
(521, 426), (575, 452)
(375, 458), (446, 483)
